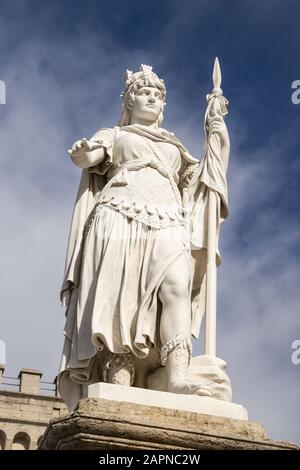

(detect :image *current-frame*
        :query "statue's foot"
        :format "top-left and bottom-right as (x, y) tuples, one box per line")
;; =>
(161, 335), (213, 397)
(169, 380), (212, 397)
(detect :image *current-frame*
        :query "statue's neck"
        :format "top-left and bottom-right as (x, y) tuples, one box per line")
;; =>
(129, 119), (158, 129)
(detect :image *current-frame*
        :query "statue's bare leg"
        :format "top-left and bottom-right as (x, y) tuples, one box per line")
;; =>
(159, 255), (191, 343)
(158, 255), (212, 396)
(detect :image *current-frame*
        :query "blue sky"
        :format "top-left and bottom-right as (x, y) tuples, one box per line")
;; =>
(0, 0), (299, 445)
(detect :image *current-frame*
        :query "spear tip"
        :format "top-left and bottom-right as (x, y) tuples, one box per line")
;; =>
(213, 57), (222, 89)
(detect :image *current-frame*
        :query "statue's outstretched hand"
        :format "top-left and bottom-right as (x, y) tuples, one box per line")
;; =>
(67, 138), (105, 168)
(68, 138), (102, 156)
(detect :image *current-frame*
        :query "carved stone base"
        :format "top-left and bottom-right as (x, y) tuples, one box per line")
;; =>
(39, 396), (298, 450)
(86, 382), (246, 420)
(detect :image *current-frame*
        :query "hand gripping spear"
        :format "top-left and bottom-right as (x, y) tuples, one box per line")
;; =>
(204, 58), (229, 357)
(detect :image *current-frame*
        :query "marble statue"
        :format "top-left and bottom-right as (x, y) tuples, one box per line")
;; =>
(58, 63), (230, 412)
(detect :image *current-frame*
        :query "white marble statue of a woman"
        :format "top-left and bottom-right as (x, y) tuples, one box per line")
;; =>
(58, 65), (230, 411)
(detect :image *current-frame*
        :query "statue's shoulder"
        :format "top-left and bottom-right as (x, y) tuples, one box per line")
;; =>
(90, 126), (120, 146)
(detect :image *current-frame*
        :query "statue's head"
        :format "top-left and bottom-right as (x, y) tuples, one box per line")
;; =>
(118, 64), (166, 127)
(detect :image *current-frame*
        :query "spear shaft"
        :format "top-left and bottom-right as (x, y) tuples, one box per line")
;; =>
(204, 57), (226, 357)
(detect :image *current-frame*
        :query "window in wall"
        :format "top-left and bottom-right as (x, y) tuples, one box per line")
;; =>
(12, 432), (30, 450)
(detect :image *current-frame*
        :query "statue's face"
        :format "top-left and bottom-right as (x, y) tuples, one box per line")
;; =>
(130, 86), (163, 124)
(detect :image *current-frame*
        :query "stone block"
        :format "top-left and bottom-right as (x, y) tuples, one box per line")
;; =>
(87, 382), (246, 420)
(18, 369), (42, 395)
(39, 397), (299, 450)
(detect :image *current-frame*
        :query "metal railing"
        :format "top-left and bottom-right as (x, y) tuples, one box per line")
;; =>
(0, 375), (57, 396)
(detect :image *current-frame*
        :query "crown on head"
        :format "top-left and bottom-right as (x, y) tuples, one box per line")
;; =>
(121, 64), (166, 101)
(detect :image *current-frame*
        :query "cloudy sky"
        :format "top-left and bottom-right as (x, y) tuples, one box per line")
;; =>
(0, 0), (299, 445)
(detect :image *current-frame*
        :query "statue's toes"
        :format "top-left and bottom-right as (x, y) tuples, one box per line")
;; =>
(193, 385), (213, 397)
(170, 381), (213, 397)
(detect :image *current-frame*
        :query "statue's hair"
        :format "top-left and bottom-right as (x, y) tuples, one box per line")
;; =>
(118, 65), (166, 127)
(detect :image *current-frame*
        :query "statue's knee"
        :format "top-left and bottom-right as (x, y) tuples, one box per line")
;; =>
(159, 275), (189, 305)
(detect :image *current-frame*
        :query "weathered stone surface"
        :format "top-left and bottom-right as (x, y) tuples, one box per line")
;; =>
(39, 398), (299, 450)
(18, 369), (43, 395)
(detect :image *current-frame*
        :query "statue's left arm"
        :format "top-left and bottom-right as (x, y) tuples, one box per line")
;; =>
(178, 116), (229, 195)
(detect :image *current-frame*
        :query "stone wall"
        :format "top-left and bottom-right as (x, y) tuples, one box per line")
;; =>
(0, 367), (68, 450)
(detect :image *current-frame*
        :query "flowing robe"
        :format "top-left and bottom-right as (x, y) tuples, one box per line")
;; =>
(58, 125), (228, 408)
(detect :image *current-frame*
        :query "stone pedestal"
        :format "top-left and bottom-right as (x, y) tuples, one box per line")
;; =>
(86, 382), (247, 420)
(39, 389), (298, 450)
